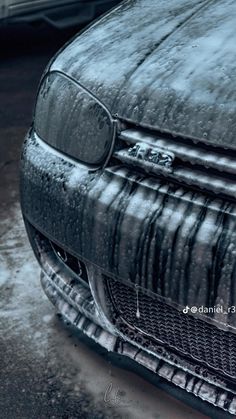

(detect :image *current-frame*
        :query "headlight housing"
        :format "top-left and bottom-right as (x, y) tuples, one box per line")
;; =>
(34, 71), (115, 166)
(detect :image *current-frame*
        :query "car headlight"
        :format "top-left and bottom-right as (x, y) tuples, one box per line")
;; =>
(34, 71), (115, 166)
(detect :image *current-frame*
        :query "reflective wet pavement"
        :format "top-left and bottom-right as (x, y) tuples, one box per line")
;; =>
(0, 23), (231, 419)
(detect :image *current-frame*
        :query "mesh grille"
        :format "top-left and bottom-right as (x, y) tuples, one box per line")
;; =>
(106, 278), (236, 378)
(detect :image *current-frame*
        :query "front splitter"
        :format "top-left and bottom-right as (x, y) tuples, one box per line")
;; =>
(41, 268), (236, 416)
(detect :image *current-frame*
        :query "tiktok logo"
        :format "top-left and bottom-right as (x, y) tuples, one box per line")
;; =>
(183, 305), (190, 314)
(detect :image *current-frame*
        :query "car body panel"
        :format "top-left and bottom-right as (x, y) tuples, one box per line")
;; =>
(1, 0), (79, 18)
(50, 0), (236, 150)
(4, 0), (64, 14)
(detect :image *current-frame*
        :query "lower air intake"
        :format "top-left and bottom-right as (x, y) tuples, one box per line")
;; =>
(105, 278), (236, 378)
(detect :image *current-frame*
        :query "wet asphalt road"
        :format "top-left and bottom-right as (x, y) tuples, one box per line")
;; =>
(0, 22), (231, 419)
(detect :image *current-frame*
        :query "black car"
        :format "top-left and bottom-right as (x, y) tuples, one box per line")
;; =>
(20, 0), (236, 414)
(0, 0), (120, 28)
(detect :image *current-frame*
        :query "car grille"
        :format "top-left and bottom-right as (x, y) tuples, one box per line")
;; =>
(105, 278), (236, 378)
(112, 126), (236, 201)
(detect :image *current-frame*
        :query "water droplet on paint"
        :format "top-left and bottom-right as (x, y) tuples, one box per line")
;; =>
(135, 284), (141, 319)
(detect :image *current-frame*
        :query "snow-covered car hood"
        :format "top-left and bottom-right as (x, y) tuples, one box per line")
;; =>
(50, 0), (236, 151)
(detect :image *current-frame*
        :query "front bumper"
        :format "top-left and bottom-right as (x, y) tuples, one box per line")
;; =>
(20, 130), (236, 414)
(24, 219), (236, 415)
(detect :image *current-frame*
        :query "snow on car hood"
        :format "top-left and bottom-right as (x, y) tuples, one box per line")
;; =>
(50, 0), (236, 150)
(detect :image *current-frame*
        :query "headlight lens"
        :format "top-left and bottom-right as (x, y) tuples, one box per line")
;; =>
(34, 71), (114, 165)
